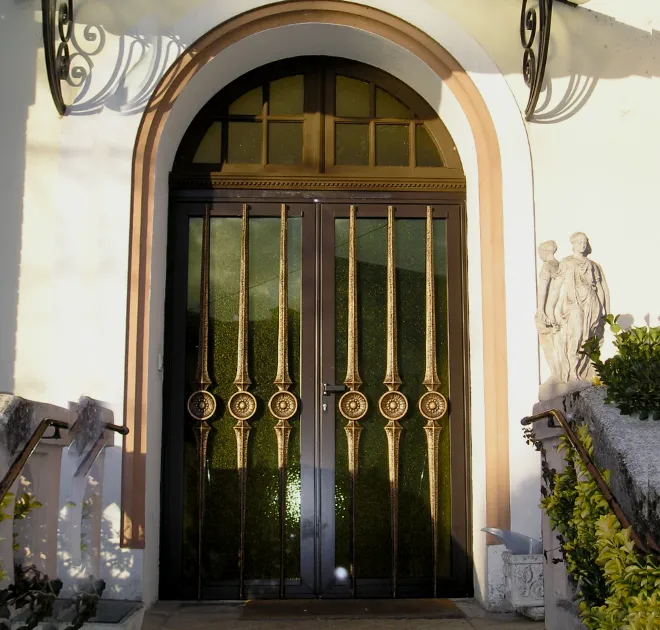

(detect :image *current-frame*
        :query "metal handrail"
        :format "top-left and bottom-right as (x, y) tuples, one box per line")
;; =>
(522, 409), (660, 555)
(1, 419), (129, 504)
(74, 422), (129, 478)
(0, 418), (69, 503)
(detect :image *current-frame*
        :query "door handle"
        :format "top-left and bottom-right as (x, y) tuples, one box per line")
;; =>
(322, 383), (347, 396)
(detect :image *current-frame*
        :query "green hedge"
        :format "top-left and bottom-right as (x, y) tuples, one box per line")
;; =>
(541, 425), (660, 629)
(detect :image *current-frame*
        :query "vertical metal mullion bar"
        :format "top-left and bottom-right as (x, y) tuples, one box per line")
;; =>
(185, 204), (218, 601)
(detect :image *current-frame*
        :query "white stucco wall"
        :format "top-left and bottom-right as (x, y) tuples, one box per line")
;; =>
(0, 0), (656, 606)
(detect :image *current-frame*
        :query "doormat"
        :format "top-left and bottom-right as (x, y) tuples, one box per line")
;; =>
(240, 599), (465, 620)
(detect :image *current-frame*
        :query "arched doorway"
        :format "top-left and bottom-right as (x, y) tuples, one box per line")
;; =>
(160, 57), (470, 600)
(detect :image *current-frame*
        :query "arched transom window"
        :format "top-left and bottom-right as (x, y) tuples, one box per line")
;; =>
(173, 57), (463, 187)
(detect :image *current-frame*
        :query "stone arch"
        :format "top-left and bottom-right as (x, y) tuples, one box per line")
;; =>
(121, 0), (538, 602)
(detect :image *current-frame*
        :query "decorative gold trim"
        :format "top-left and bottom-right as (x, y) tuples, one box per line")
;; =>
(378, 205), (407, 599)
(231, 204), (253, 396)
(384, 417), (403, 598)
(418, 206), (448, 597)
(170, 175), (466, 192)
(187, 390), (216, 421)
(268, 204), (299, 421)
(339, 391), (368, 421)
(226, 204), (257, 599)
(383, 206), (403, 393)
(234, 417), (251, 599)
(185, 205), (216, 600)
(270, 391), (297, 421)
(337, 205), (368, 596)
(424, 417), (442, 598)
(267, 203), (299, 599)
(419, 390), (447, 421)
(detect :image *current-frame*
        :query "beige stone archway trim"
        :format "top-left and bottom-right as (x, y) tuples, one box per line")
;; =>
(121, 0), (510, 548)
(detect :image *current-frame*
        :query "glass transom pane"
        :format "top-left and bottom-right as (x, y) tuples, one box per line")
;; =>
(335, 123), (369, 166)
(269, 75), (304, 115)
(229, 86), (263, 115)
(192, 122), (222, 163)
(268, 122), (303, 165)
(376, 124), (409, 167)
(376, 88), (411, 119)
(416, 125), (443, 167)
(336, 76), (370, 118)
(228, 121), (262, 164)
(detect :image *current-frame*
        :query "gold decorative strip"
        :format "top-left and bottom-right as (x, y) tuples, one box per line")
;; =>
(268, 204), (298, 599)
(170, 175), (467, 192)
(418, 207), (448, 597)
(228, 204), (257, 599)
(185, 205), (217, 600)
(378, 205), (408, 599)
(338, 205), (368, 597)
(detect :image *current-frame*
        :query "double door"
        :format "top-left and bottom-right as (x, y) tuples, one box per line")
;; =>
(160, 191), (470, 600)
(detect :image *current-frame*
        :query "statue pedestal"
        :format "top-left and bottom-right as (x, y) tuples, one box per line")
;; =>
(538, 379), (592, 402)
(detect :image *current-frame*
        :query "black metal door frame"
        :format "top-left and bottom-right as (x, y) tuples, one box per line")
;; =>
(160, 189), (471, 600)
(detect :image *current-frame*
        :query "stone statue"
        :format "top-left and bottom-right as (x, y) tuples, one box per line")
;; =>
(535, 241), (564, 387)
(537, 233), (609, 400)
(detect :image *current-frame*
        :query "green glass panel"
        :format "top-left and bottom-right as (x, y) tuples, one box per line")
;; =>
(184, 216), (302, 585)
(336, 76), (370, 117)
(335, 123), (369, 166)
(376, 124), (409, 167)
(228, 122), (262, 164)
(375, 88), (411, 119)
(268, 122), (303, 165)
(334, 217), (450, 583)
(192, 122), (222, 163)
(269, 75), (304, 115)
(229, 86), (263, 115)
(416, 125), (443, 167)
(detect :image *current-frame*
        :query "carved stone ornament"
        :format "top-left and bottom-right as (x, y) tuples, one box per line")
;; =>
(536, 233), (609, 401)
(502, 552), (544, 621)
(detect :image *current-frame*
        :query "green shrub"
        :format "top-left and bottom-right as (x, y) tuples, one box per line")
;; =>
(541, 425), (660, 629)
(583, 314), (660, 420)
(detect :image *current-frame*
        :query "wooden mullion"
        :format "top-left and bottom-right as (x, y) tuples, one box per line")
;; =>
(262, 82), (269, 166)
(369, 120), (376, 167)
(409, 122), (417, 168)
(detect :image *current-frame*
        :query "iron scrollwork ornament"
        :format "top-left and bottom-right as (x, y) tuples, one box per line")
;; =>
(42, 0), (75, 115)
(521, 0), (555, 120)
(520, 0), (578, 119)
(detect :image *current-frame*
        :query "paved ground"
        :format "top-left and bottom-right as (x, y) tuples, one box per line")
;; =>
(142, 599), (543, 630)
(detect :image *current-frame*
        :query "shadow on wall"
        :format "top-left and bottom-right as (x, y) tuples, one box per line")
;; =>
(43, 0), (660, 120)
(531, 6), (660, 123)
(0, 2), (35, 392)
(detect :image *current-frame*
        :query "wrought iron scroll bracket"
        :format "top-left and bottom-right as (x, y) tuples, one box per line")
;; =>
(520, 0), (578, 120)
(42, 0), (75, 115)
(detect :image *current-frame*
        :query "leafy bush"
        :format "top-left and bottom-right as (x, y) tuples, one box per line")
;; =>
(583, 314), (660, 420)
(541, 425), (660, 630)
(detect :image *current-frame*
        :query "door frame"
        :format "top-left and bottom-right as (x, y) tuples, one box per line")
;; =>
(160, 188), (471, 599)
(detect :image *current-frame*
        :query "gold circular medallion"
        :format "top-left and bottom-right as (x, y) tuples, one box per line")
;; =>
(187, 390), (217, 421)
(228, 391), (257, 420)
(378, 390), (408, 421)
(338, 390), (368, 421)
(268, 390), (298, 420)
(418, 391), (448, 420)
